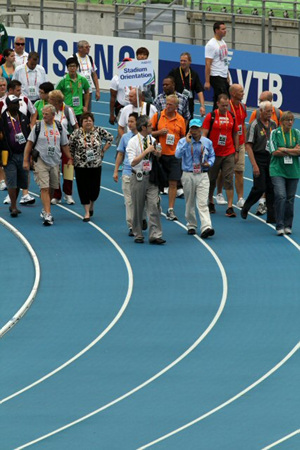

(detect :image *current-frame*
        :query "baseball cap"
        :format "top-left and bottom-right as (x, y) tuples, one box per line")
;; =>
(189, 118), (203, 128)
(6, 95), (21, 105)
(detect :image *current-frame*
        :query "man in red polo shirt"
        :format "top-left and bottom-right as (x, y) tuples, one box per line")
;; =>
(202, 93), (239, 217)
(151, 94), (186, 220)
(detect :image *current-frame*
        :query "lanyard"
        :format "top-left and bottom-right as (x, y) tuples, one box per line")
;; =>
(58, 104), (65, 123)
(78, 55), (90, 72)
(69, 77), (78, 95)
(25, 65), (37, 86)
(281, 127), (292, 147)
(230, 100), (243, 119)
(261, 123), (271, 140)
(82, 128), (95, 149)
(8, 112), (21, 134)
(179, 67), (192, 90)
(217, 110), (228, 132)
(44, 121), (57, 146)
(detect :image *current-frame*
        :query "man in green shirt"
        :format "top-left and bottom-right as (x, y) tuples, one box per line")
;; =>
(56, 57), (90, 123)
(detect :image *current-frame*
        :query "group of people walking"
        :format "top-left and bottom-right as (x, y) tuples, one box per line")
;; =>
(0, 28), (299, 240)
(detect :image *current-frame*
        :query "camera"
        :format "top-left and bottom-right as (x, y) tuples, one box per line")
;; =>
(136, 170), (143, 181)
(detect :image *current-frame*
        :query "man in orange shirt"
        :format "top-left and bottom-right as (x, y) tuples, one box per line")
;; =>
(151, 94), (186, 220)
(249, 91), (282, 126)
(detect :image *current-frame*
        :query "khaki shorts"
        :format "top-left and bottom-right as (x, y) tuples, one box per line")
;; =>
(34, 157), (59, 189)
(234, 143), (245, 172)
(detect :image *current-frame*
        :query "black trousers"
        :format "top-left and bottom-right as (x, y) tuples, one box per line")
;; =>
(243, 153), (275, 221)
(210, 76), (230, 110)
(75, 166), (102, 205)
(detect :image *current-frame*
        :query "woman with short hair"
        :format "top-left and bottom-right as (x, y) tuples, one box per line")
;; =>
(269, 111), (300, 236)
(69, 112), (113, 221)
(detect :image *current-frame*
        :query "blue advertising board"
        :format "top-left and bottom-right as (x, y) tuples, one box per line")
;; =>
(159, 41), (300, 111)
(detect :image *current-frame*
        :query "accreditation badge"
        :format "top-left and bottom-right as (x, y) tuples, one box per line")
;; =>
(86, 149), (95, 162)
(47, 146), (55, 157)
(218, 134), (227, 146)
(72, 96), (80, 107)
(15, 133), (26, 144)
(28, 86), (36, 97)
(142, 160), (151, 172)
(166, 134), (175, 145)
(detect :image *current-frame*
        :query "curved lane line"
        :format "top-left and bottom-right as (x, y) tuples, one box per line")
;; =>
(138, 343), (300, 449)
(0, 218), (40, 339)
(261, 429), (300, 449)
(0, 204), (134, 404)
(14, 217), (229, 449)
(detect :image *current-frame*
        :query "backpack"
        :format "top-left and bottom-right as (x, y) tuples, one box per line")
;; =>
(207, 110), (236, 139)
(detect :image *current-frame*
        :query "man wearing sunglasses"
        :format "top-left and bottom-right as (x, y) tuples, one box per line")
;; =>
(14, 36), (28, 67)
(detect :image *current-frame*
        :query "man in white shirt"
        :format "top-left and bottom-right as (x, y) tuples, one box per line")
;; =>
(126, 115), (165, 245)
(74, 40), (100, 110)
(13, 51), (47, 103)
(118, 88), (157, 137)
(205, 21), (230, 110)
(109, 58), (132, 125)
(14, 36), (28, 67)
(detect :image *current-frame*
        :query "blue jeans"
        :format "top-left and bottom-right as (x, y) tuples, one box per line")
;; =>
(271, 176), (299, 230)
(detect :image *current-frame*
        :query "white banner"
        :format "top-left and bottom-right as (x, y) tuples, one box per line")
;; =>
(7, 27), (159, 90)
(118, 59), (154, 88)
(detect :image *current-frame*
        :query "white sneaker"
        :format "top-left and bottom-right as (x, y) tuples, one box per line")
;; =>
(216, 193), (227, 205)
(236, 197), (245, 208)
(64, 195), (75, 205)
(277, 229), (284, 236)
(3, 194), (10, 204)
(43, 213), (54, 226)
(284, 227), (292, 235)
(19, 194), (35, 205)
(176, 188), (184, 198)
(40, 209), (46, 219)
(0, 180), (7, 190)
(163, 187), (169, 195)
(51, 198), (61, 205)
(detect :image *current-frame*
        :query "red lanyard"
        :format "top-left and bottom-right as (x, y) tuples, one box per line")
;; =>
(25, 65), (37, 86)
(179, 67), (192, 90)
(44, 121), (57, 146)
(230, 100), (243, 118)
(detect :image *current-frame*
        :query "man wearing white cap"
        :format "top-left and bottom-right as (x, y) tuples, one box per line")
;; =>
(175, 118), (215, 238)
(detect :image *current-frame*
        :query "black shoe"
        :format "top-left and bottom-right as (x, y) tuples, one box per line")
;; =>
(149, 238), (166, 245)
(240, 208), (248, 220)
(208, 203), (216, 214)
(200, 228), (215, 239)
(9, 207), (21, 214)
(187, 229), (196, 235)
(128, 228), (134, 236)
(134, 237), (144, 244)
(226, 207), (236, 217)
(10, 209), (19, 218)
(83, 217), (90, 222)
(89, 210), (94, 217)
(142, 219), (148, 230)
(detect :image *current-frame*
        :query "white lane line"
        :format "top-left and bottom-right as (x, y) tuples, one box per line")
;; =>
(0, 218), (40, 338)
(261, 429), (300, 449)
(138, 343), (300, 449)
(0, 203), (134, 404)
(14, 213), (228, 448)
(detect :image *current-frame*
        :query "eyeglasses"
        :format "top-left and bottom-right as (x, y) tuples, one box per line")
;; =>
(15, 43), (25, 46)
